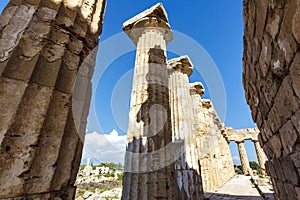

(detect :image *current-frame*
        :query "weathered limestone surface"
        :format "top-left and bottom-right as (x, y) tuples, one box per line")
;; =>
(0, 0), (106, 199)
(122, 3), (176, 200)
(168, 56), (204, 199)
(190, 84), (235, 192)
(243, 0), (300, 199)
(224, 128), (260, 142)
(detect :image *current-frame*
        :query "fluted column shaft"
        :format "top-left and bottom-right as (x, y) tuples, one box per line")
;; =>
(253, 140), (266, 175)
(0, 0), (106, 199)
(122, 16), (175, 200)
(169, 70), (193, 141)
(168, 58), (203, 199)
(237, 141), (250, 175)
(190, 84), (215, 193)
(189, 84), (204, 161)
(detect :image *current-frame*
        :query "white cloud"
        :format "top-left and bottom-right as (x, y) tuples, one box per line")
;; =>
(82, 130), (127, 164)
(232, 155), (241, 165)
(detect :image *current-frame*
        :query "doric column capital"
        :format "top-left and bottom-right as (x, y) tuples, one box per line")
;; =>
(122, 3), (173, 45)
(189, 82), (205, 96)
(167, 55), (194, 76)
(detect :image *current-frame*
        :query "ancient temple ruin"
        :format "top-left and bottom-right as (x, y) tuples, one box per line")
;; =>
(0, 1), (278, 199)
(121, 3), (267, 199)
(224, 128), (266, 176)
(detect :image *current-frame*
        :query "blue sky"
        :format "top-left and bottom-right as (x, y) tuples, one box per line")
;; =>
(0, 1), (259, 165)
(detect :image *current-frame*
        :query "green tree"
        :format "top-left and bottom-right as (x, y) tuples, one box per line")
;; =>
(234, 165), (243, 174)
(80, 164), (86, 170)
(249, 161), (261, 171)
(117, 172), (124, 181)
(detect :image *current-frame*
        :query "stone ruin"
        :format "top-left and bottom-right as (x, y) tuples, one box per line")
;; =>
(121, 3), (267, 199)
(223, 128), (267, 176)
(189, 84), (236, 192)
(1, 0), (295, 199)
(243, 0), (300, 199)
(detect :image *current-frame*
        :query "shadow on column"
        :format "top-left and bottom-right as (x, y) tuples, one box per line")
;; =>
(122, 62), (204, 199)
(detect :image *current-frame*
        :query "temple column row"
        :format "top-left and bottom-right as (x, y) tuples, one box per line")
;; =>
(236, 139), (267, 176)
(190, 84), (221, 192)
(168, 56), (203, 199)
(191, 91), (235, 192)
(236, 139), (266, 176)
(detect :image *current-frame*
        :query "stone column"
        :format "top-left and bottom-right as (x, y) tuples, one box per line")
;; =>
(237, 141), (250, 175)
(190, 88), (234, 192)
(84, 158), (93, 176)
(190, 83), (213, 192)
(168, 56), (194, 141)
(0, 0), (106, 199)
(121, 3), (176, 200)
(189, 82), (205, 142)
(253, 140), (266, 176)
(189, 83), (205, 164)
(168, 56), (203, 199)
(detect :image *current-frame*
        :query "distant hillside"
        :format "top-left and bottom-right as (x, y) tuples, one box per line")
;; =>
(80, 162), (124, 171)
